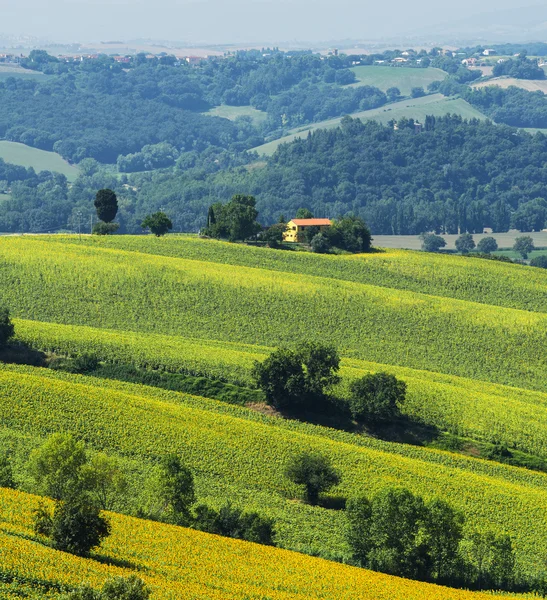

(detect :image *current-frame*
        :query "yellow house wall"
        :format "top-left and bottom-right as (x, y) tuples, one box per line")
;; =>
(283, 221), (331, 243)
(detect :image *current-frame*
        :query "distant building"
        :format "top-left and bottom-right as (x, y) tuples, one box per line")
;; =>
(461, 58), (478, 67)
(184, 56), (204, 66)
(283, 219), (332, 243)
(483, 49), (496, 56)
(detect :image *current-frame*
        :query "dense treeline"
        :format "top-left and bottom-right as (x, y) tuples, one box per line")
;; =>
(0, 50), (360, 163)
(492, 54), (545, 80)
(465, 86), (547, 128)
(6, 115), (547, 234)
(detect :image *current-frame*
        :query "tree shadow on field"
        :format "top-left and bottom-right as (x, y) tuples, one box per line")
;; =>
(318, 495), (347, 511)
(0, 342), (47, 367)
(365, 414), (441, 446)
(92, 553), (148, 573)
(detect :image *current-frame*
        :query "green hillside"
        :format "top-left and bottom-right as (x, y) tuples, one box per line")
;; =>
(0, 141), (79, 181)
(351, 65), (447, 95)
(3, 362), (547, 572)
(253, 94), (487, 155)
(4, 234), (547, 584)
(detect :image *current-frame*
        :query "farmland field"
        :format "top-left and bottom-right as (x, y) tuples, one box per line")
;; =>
(0, 487), (503, 600)
(0, 141), (79, 181)
(253, 95), (486, 155)
(472, 76), (547, 92)
(0, 64), (47, 81)
(350, 65), (447, 96)
(4, 362), (547, 571)
(206, 104), (268, 124)
(5, 234), (547, 587)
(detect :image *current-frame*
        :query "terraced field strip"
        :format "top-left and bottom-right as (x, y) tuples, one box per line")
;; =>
(14, 318), (547, 459)
(2, 363), (547, 570)
(0, 488), (502, 600)
(2, 237), (547, 392)
(350, 66), (447, 96)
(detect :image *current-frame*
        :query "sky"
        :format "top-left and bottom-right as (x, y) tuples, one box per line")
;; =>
(0, 0), (545, 45)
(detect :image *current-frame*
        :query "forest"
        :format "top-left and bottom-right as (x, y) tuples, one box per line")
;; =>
(5, 115), (547, 235)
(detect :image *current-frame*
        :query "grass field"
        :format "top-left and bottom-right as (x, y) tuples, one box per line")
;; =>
(350, 65), (447, 96)
(0, 141), (79, 181)
(0, 487), (503, 600)
(253, 94), (486, 155)
(472, 76), (547, 93)
(206, 104), (268, 124)
(0, 64), (47, 81)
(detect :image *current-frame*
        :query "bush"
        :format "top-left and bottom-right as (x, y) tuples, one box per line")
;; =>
(92, 222), (120, 236)
(327, 216), (372, 253)
(349, 372), (406, 424)
(411, 87), (425, 98)
(477, 237), (498, 254)
(0, 451), (15, 488)
(155, 454), (195, 526)
(194, 503), (275, 545)
(530, 255), (547, 269)
(61, 576), (150, 600)
(285, 451), (340, 505)
(261, 223), (286, 248)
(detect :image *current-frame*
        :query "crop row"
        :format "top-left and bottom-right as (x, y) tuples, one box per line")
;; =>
(2, 238), (547, 393)
(0, 488), (499, 600)
(1, 363), (547, 573)
(15, 318), (547, 460)
(59, 234), (547, 314)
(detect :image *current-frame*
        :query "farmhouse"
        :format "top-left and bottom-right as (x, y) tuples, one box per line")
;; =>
(283, 218), (332, 243)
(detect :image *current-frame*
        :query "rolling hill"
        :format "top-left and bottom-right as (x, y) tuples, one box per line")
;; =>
(0, 487), (502, 600)
(1, 235), (547, 577)
(0, 141), (79, 181)
(253, 94), (487, 155)
(350, 65), (447, 96)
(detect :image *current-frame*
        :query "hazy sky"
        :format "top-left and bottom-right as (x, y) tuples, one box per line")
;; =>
(0, 0), (544, 45)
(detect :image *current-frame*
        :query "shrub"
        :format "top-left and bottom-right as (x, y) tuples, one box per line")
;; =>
(0, 451), (15, 488)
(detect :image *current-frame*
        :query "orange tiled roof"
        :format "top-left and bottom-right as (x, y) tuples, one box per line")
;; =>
(291, 219), (332, 226)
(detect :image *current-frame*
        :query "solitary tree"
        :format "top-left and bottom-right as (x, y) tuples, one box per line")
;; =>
(157, 454), (196, 525)
(349, 372), (406, 424)
(0, 308), (14, 349)
(141, 211), (173, 237)
(477, 237), (498, 254)
(421, 233), (446, 252)
(513, 235), (535, 259)
(285, 452), (340, 505)
(94, 189), (118, 223)
(455, 233), (475, 254)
